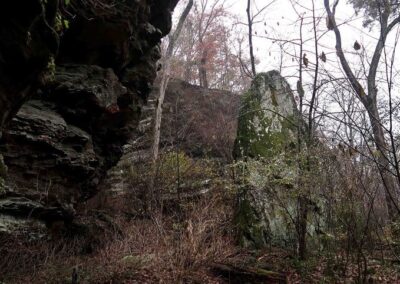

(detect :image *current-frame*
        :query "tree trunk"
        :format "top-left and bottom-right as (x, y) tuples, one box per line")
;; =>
(246, 0), (256, 77)
(148, 0), (193, 209)
(297, 196), (308, 260)
(151, 0), (193, 162)
(367, 98), (399, 218)
(199, 49), (209, 88)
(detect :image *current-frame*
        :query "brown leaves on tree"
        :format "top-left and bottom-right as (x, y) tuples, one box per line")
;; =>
(319, 51), (326, 62)
(353, 40), (361, 50)
(303, 53), (308, 68)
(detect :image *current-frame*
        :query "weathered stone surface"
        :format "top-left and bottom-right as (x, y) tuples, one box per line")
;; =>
(101, 79), (239, 198)
(2, 99), (98, 199)
(233, 71), (301, 249)
(50, 65), (127, 109)
(234, 71), (299, 159)
(0, 0), (179, 230)
(0, 214), (46, 238)
(0, 196), (75, 224)
(0, 0), (59, 129)
(160, 79), (240, 159)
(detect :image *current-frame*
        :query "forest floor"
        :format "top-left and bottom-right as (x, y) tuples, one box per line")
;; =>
(2, 156), (400, 283)
(2, 206), (400, 283)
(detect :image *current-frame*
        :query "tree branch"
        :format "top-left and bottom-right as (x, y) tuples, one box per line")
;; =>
(324, 0), (367, 104)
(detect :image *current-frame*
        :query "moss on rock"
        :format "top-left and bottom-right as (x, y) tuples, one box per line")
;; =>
(234, 71), (300, 160)
(235, 184), (271, 248)
(233, 71), (302, 249)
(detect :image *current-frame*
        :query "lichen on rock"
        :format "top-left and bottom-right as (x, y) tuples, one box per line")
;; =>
(233, 71), (302, 249)
(234, 71), (300, 160)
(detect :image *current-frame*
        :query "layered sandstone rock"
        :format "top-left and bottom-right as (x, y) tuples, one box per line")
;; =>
(0, 0), (178, 232)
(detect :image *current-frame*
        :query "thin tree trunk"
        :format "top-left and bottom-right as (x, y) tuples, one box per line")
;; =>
(151, 0), (193, 162)
(324, 0), (400, 220)
(199, 48), (209, 88)
(246, 0), (256, 77)
(148, 0), (193, 210)
(297, 196), (308, 259)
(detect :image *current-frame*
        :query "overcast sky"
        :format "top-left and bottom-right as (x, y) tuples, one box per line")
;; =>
(172, 0), (399, 102)
(171, 0), (400, 141)
(224, 0), (385, 74)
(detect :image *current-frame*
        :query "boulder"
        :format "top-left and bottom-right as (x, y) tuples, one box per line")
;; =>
(234, 71), (300, 159)
(233, 71), (301, 249)
(160, 80), (240, 159)
(0, 0), (59, 129)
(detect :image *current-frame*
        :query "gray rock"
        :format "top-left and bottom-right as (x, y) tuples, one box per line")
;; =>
(0, 0), (180, 234)
(233, 71), (301, 248)
(234, 71), (300, 159)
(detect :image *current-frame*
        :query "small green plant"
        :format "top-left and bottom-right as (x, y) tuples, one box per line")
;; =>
(55, 12), (70, 32)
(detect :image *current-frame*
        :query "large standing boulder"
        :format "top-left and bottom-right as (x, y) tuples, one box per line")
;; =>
(234, 71), (300, 159)
(233, 71), (302, 248)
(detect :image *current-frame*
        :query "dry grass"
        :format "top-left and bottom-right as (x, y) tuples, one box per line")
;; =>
(1, 191), (236, 283)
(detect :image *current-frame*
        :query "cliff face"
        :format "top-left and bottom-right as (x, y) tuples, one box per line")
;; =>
(159, 80), (240, 159)
(0, 0), (178, 229)
(102, 79), (240, 198)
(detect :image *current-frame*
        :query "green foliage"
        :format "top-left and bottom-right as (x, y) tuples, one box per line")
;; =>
(55, 13), (70, 32)
(124, 150), (219, 198)
(157, 151), (216, 190)
(39, 56), (57, 84)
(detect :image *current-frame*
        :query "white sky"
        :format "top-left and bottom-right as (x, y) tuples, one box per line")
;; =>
(171, 0), (400, 142)
(224, 0), (400, 140)
(224, 0), (396, 78)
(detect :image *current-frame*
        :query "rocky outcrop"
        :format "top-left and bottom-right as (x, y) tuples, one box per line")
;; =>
(101, 79), (240, 197)
(233, 71), (302, 248)
(0, 0), (179, 231)
(0, 0), (59, 129)
(160, 79), (240, 159)
(233, 71), (300, 159)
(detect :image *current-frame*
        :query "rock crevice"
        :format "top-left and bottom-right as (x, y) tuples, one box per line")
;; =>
(0, 0), (178, 231)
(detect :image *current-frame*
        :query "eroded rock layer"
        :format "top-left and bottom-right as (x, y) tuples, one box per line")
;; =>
(0, 0), (178, 231)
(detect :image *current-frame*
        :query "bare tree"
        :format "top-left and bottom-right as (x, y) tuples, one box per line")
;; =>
(245, 0), (277, 77)
(148, 0), (193, 210)
(152, 0), (194, 163)
(324, 0), (400, 219)
(195, 0), (226, 88)
(168, 0), (251, 92)
(246, 0), (257, 77)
